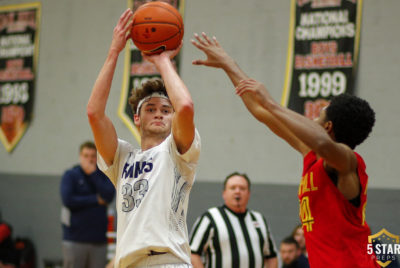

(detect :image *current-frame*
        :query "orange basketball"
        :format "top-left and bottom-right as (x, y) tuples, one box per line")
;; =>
(130, 1), (184, 55)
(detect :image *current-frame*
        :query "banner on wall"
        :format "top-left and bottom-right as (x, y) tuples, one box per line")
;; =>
(118, 0), (185, 143)
(281, 0), (362, 119)
(0, 2), (41, 153)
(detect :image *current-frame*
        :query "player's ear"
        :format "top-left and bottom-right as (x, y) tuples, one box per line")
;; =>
(324, 120), (333, 134)
(134, 113), (140, 127)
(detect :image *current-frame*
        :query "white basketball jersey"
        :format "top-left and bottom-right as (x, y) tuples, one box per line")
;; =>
(98, 130), (200, 268)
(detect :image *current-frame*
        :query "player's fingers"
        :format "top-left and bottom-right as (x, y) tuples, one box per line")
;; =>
(125, 31), (131, 41)
(212, 36), (220, 47)
(237, 79), (247, 87)
(119, 12), (133, 35)
(236, 84), (251, 96)
(240, 78), (255, 86)
(192, 59), (206, 65)
(115, 9), (132, 35)
(235, 86), (245, 96)
(201, 32), (213, 45)
(171, 41), (183, 56)
(236, 82), (244, 91)
(191, 39), (204, 50)
(194, 33), (208, 46)
(119, 8), (132, 24)
(236, 81), (251, 95)
(141, 51), (150, 60)
(123, 20), (134, 34)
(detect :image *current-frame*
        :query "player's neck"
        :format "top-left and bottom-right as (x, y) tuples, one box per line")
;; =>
(140, 135), (167, 151)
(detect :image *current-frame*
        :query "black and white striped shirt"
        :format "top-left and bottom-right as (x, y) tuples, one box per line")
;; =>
(190, 205), (277, 268)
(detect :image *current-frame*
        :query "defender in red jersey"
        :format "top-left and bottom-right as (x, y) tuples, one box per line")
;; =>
(191, 32), (379, 268)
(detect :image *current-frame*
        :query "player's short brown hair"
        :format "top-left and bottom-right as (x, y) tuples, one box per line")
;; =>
(128, 78), (169, 115)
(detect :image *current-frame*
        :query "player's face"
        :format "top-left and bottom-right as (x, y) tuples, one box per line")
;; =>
(223, 175), (250, 213)
(315, 106), (336, 139)
(135, 97), (173, 138)
(280, 243), (299, 265)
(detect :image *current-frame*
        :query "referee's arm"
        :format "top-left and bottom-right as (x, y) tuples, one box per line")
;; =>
(189, 214), (211, 268)
(263, 216), (278, 268)
(191, 254), (205, 268)
(264, 256), (278, 268)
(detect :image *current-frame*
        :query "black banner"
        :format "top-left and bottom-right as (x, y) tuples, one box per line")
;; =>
(118, 0), (184, 143)
(0, 2), (41, 152)
(282, 0), (362, 119)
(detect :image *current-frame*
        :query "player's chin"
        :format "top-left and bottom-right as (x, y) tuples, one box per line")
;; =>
(150, 124), (167, 130)
(149, 126), (170, 135)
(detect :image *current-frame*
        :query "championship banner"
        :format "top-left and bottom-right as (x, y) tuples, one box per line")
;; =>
(281, 0), (362, 119)
(0, 2), (41, 152)
(119, 0), (185, 143)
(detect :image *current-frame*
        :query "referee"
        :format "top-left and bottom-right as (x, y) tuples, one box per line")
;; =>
(189, 172), (278, 268)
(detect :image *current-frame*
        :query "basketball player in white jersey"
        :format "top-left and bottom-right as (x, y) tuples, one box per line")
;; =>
(87, 9), (200, 268)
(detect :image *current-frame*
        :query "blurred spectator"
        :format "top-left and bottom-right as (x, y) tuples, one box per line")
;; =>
(291, 225), (308, 258)
(60, 141), (115, 268)
(280, 237), (309, 268)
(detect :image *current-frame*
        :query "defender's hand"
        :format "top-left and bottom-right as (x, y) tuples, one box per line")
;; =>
(191, 32), (232, 68)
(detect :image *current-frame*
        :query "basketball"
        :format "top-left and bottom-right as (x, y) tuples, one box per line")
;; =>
(130, 1), (184, 55)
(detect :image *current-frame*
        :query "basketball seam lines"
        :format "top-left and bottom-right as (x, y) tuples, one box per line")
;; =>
(132, 31), (181, 45)
(133, 21), (180, 27)
(135, 4), (183, 28)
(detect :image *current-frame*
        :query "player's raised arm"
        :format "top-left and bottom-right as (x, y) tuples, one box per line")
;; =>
(236, 79), (356, 173)
(87, 9), (133, 165)
(142, 44), (195, 154)
(191, 32), (309, 155)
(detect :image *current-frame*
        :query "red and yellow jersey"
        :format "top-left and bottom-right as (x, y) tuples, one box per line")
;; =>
(298, 151), (379, 268)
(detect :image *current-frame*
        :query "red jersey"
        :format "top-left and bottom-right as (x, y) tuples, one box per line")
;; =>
(298, 151), (379, 268)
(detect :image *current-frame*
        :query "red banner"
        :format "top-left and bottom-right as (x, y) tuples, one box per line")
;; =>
(0, 2), (41, 152)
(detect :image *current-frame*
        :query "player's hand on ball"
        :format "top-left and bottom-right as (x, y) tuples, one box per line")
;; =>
(141, 41), (183, 63)
(162, 40), (183, 59)
(111, 8), (133, 53)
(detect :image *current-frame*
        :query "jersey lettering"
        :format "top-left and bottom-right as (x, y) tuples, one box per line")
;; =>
(299, 172), (317, 232)
(122, 183), (134, 212)
(122, 160), (153, 179)
(121, 179), (149, 212)
(298, 172), (318, 196)
(300, 196), (314, 232)
(134, 179), (149, 207)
